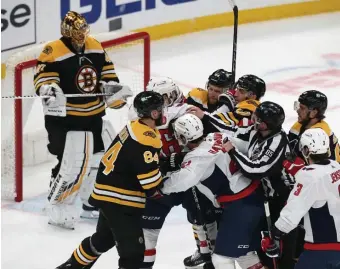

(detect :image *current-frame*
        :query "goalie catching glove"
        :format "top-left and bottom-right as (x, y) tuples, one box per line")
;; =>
(100, 81), (133, 109)
(39, 83), (66, 117)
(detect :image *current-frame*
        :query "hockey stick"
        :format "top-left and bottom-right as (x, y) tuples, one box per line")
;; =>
(228, 0), (238, 84)
(263, 197), (279, 269)
(1, 92), (114, 100)
(191, 186), (213, 253)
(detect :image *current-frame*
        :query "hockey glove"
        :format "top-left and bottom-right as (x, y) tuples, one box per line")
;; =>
(100, 81), (133, 109)
(261, 227), (284, 258)
(39, 83), (66, 117)
(159, 152), (187, 174)
(218, 92), (236, 112)
(282, 155), (305, 187)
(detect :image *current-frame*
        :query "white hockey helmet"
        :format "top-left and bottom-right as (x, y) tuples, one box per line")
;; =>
(299, 128), (330, 159)
(174, 114), (204, 146)
(146, 77), (183, 107)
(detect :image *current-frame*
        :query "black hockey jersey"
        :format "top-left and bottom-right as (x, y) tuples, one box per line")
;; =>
(288, 120), (340, 162)
(186, 88), (219, 113)
(33, 36), (119, 128)
(89, 120), (163, 213)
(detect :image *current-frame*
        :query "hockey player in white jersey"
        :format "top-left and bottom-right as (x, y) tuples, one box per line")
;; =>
(261, 128), (340, 269)
(160, 114), (266, 269)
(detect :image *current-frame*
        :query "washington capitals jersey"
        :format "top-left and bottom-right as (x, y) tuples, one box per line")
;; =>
(275, 160), (340, 250)
(161, 133), (259, 206)
(34, 36), (119, 123)
(289, 120), (340, 162)
(89, 120), (162, 213)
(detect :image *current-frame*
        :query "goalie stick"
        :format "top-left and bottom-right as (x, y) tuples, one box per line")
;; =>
(1, 92), (115, 100)
(228, 0), (238, 84)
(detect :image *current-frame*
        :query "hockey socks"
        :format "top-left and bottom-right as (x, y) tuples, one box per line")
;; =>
(72, 237), (101, 267)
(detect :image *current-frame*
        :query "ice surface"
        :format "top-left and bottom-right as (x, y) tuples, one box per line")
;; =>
(2, 12), (340, 269)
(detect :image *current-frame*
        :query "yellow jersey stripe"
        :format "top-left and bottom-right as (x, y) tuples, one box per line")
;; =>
(91, 193), (145, 208)
(34, 72), (59, 83)
(102, 65), (115, 71)
(216, 113), (231, 125)
(79, 245), (96, 261)
(66, 98), (100, 109)
(137, 169), (160, 180)
(67, 105), (105, 116)
(73, 250), (88, 266)
(101, 74), (117, 79)
(95, 183), (146, 197)
(142, 176), (162, 190)
(227, 112), (239, 125)
(35, 80), (59, 91)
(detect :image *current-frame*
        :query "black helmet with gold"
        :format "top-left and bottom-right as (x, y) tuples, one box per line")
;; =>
(61, 11), (89, 50)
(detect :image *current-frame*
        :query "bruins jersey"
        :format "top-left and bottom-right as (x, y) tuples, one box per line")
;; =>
(89, 120), (163, 213)
(34, 36), (119, 126)
(213, 99), (260, 127)
(289, 120), (340, 162)
(186, 88), (218, 113)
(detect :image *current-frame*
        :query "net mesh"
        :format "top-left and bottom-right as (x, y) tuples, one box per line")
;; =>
(1, 31), (150, 201)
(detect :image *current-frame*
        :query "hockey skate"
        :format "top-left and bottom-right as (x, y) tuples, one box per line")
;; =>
(183, 250), (211, 269)
(80, 204), (99, 219)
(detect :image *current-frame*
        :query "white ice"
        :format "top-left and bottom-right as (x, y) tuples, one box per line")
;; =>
(2, 12), (340, 269)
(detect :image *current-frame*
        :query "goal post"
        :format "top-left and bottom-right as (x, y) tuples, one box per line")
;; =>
(2, 31), (151, 202)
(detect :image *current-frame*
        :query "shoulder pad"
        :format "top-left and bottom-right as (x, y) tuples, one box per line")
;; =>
(187, 88), (208, 106)
(127, 120), (162, 149)
(38, 40), (70, 63)
(289, 121), (302, 136)
(85, 36), (104, 53)
(236, 100), (260, 112)
(311, 120), (332, 136)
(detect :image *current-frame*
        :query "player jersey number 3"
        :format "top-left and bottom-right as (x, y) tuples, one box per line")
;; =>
(101, 142), (159, 175)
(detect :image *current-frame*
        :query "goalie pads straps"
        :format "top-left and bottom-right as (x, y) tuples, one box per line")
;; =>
(48, 131), (93, 205)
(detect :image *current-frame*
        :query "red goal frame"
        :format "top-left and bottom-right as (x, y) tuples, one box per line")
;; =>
(12, 32), (150, 202)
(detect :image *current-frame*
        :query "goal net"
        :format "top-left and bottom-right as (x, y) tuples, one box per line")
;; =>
(1, 32), (150, 202)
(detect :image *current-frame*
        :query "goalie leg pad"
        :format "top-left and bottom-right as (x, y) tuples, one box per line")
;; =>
(47, 131), (94, 228)
(102, 120), (116, 150)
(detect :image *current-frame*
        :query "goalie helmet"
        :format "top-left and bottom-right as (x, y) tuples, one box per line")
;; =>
(146, 77), (183, 107)
(235, 75), (266, 99)
(174, 114), (204, 146)
(296, 90), (328, 117)
(207, 69), (233, 90)
(299, 128), (330, 158)
(133, 91), (164, 118)
(61, 11), (90, 51)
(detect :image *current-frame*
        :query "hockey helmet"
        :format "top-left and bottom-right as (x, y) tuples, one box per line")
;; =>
(174, 114), (204, 146)
(299, 128), (330, 159)
(61, 11), (89, 50)
(146, 77), (183, 107)
(133, 91), (164, 119)
(253, 101), (285, 130)
(295, 90), (328, 117)
(235, 75), (266, 100)
(207, 69), (233, 89)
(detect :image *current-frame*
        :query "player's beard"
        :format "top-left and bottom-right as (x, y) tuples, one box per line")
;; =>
(155, 113), (164, 126)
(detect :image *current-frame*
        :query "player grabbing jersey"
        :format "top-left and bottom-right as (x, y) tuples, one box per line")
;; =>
(161, 114), (266, 269)
(261, 128), (340, 269)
